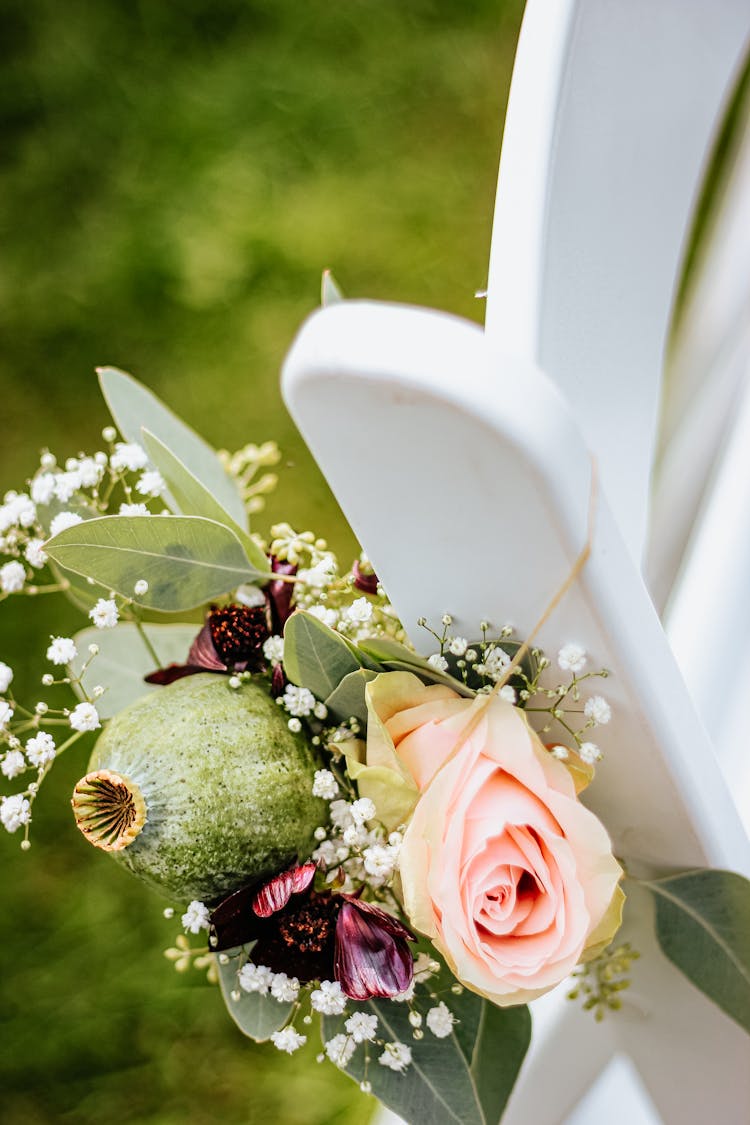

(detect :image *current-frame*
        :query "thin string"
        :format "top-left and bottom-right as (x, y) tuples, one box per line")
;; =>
(435, 457), (599, 763)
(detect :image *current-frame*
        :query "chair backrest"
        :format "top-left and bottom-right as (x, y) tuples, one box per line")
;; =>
(281, 3), (750, 1121)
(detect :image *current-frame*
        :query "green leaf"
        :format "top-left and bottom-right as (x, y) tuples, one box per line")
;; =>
(97, 366), (248, 529)
(141, 429), (268, 572)
(355, 637), (474, 697)
(70, 622), (198, 718)
(216, 945), (293, 1042)
(45, 515), (268, 613)
(644, 869), (750, 1035)
(283, 611), (360, 700)
(322, 962), (530, 1125)
(321, 269), (344, 305)
(324, 668), (378, 724)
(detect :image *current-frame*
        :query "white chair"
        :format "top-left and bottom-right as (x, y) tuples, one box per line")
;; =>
(282, 3), (750, 1121)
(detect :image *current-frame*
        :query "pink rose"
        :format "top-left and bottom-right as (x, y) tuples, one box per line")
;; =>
(359, 672), (624, 1006)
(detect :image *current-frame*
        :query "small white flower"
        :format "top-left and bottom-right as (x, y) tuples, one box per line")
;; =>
(136, 470), (166, 498)
(110, 442), (149, 472)
(310, 980), (347, 1015)
(426, 1002), (455, 1038)
(312, 838), (341, 868)
(363, 844), (396, 881)
(0, 662), (13, 693)
(238, 963), (273, 994)
(344, 1011), (378, 1043)
(0, 561), (26, 593)
(392, 980), (416, 1003)
(550, 745), (570, 761)
(1, 750), (26, 779)
(69, 702), (101, 732)
(342, 823), (369, 848)
(483, 646), (511, 681)
(329, 799), (354, 831)
(77, 457), (104, 488)
(499, 685), (517, 703)
(89, 598), (119, 629)
(31, 473), (56, 506)
(270, 973), (300, 1003)
(579, 741), (602, 765)
(312, 769), (339, 800)
(262, 635), (284, 664)
(24, 539), (48, 569)
(557, 643), (587, 674)
(46, 636), (78, 665)
(307, 604), (338, 628)
(134, 579), (149, 596)
(297, 559), (335, 589)
(313, 701), (328, 720)
(118, 502), (150, 516)
(465, 648), (478, 662)
(1, 793), (31, 832)
(378, 1042), (412, 1073)
(53, 470), (82, 503)
(271, 1027), (306, 1054)
(102, 426), (118, 443)
(448, 636), (468, 656)
(350, 797), (376, 825)
(427, 653), (448, 672)
(0, 700), (15, 728)
(344, 597), (372, 625)
(287, 717), (302, 733)
(25, 732), (56, 768)
(49, 511), (83, 537)
(584, 695), (611, 725)
(282, 685), (316, 717)
(181, 900), (210, 933)
(324, 1033), (356, 1068)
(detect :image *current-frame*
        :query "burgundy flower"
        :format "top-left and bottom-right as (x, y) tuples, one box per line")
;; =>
(352, 559), (379, 596)
(335, 895), (415, 1000)
(268, 558), (297, 632)
(209, 864), (416, 1000)
(145, 603), (270, 685)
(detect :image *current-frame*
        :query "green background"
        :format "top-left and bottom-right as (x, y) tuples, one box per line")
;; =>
(0, 3), (524, 1122)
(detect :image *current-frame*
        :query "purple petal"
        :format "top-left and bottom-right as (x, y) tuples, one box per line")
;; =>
(352, 559), (379, 595)
(268, 559), (296, 631)
(209, 883), (263, 951)
(252, 862), (317, 918)
(334, 900), (415, 1000)
(188, 623), (227, 671)
(143, 663), (205, 685)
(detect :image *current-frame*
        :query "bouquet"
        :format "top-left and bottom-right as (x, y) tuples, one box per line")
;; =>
(1, 360), (748, 1125)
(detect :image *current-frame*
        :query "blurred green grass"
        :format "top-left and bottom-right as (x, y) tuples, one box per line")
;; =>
(0, 2), (523, 1121)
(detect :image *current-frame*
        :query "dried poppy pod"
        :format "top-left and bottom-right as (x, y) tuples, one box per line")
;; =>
(71, 673), (326, 902)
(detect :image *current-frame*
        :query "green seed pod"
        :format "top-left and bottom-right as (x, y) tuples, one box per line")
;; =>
(71, 673), (326, 902)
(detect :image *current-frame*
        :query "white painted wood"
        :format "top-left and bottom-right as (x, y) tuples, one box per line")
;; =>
(486, 0), (750, 562)
(648, 113), (750, 611)
(283, 302), (750, 1124)
(281, 3), (750, 1122)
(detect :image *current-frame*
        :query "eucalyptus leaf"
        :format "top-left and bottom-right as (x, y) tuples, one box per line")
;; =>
(283, 611), (360, 700)
(321, 269), (344, 305)
(322, 962), (530, 1125)
(70, 622), (198, 718)
(644, 868), (750, 1034)
(355, 637), (474, 697)
(141, 430), (268, 571)
(97, 366), (248, 529)
(45, 515), (268, 613)
(324, 668), (378, 724)
(216, 945), (293, 1042)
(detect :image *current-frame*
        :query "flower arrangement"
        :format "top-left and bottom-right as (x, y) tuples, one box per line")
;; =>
(1, 363), (748, 1125)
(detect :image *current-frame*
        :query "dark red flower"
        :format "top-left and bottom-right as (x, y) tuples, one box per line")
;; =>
(334, 895), (415, 1000)
(209, 863), (416, 999)
(268, 558), (297, 632)
(352, 559), (379, 596)
(144, 603), (270, 684)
